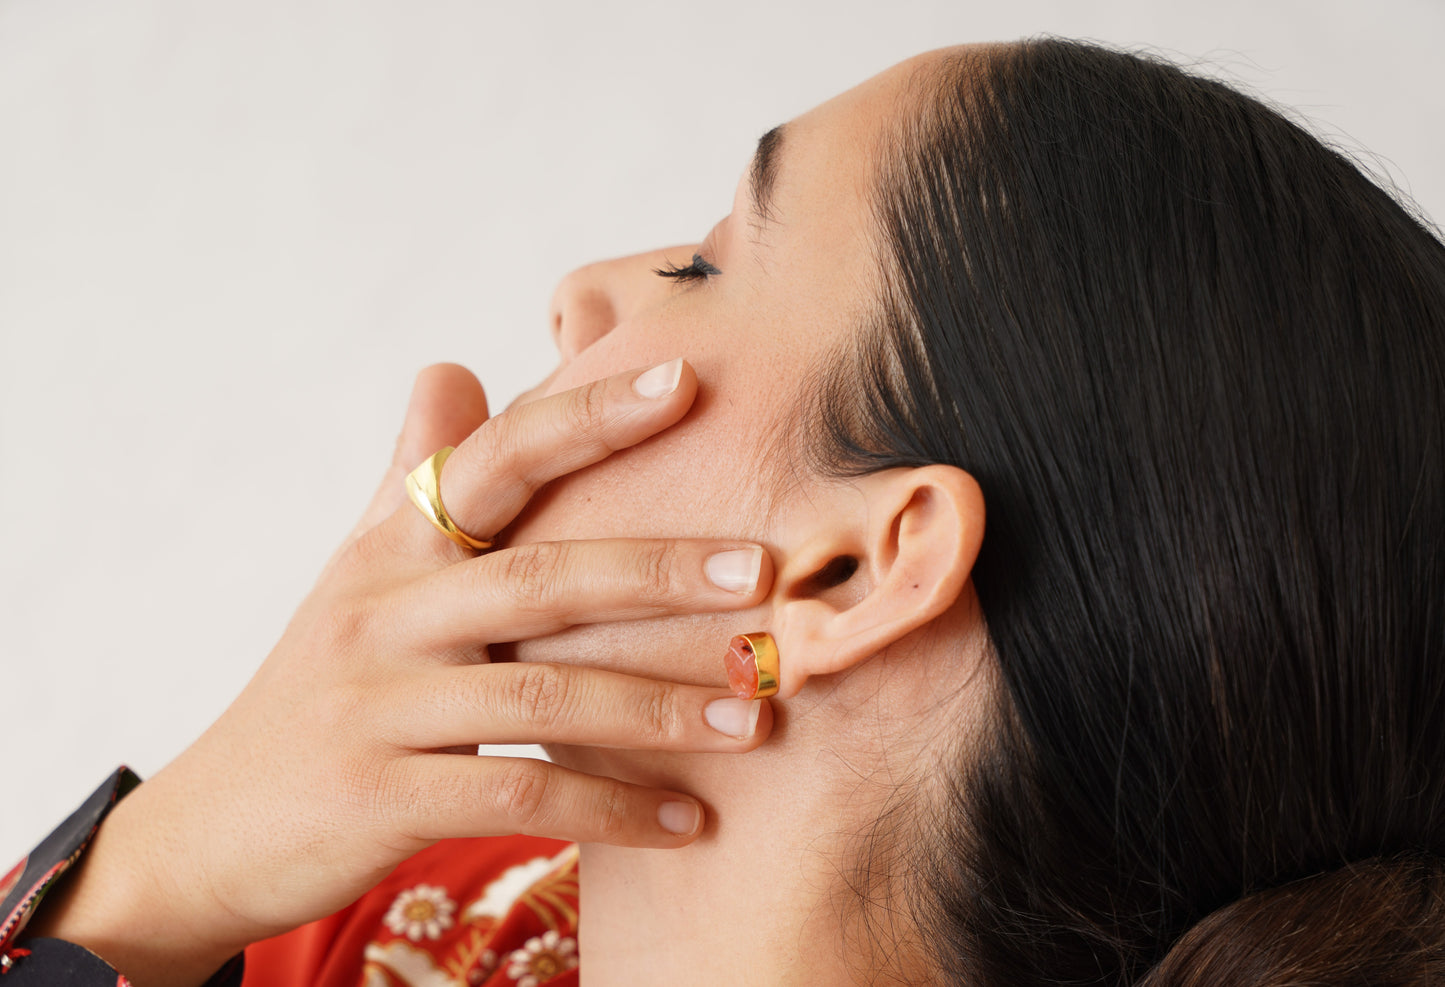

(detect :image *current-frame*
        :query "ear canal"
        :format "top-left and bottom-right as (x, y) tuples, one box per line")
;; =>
(789, 555), (859, 598)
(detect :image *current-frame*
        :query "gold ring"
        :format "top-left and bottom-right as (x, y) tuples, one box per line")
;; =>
(404, 447), (493, 551)
(724, 632), (780, 700)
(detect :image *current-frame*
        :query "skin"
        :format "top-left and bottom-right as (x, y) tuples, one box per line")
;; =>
(29, 46), (994, 986)
(502, 48), (994, 984)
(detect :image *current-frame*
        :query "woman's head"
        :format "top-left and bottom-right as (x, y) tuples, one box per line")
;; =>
(503, 49), (988, 706)
(508, 39), (1445, 984)
(817, 40), (1445, 983)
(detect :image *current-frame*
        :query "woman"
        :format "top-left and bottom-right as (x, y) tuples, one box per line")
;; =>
(3, 37), (1443, 985)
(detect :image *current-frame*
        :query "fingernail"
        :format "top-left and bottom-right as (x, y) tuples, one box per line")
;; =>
(658, 800), (701, 835)
(705, 547), (763, 593)
(705, 697), (762, 739)
(632, 358), (683, 399)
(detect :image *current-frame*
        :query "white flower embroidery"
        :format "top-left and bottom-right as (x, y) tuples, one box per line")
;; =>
(461, 848), (574, 922)
(361, 940), (461, 987)
(383, 884), (457, 942)
(466, 950), (499, 985)
(505, 929), (579, 987)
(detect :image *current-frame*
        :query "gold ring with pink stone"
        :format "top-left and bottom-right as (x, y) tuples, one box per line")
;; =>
(724, 632), (780, 700)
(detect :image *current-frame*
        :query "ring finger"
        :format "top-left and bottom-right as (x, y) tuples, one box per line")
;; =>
(394, 358), (695, 560)
(387, 661), (773, 750)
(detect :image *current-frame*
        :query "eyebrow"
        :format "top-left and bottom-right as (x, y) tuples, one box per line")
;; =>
(748, 124), (786, 232)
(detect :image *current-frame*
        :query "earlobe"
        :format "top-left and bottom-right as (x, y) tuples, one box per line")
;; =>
(768, 465), (984, 699)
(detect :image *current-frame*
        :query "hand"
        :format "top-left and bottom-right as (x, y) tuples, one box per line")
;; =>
(29, 359), (772, 985)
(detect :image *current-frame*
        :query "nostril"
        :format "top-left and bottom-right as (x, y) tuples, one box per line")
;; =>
(553, 286), (618, 360)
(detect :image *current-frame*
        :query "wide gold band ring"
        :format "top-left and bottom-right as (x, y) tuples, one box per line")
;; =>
(404, 446), (493, 551)
(724, 632), (780, 700)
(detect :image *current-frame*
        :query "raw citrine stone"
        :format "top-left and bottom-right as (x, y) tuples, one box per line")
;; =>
(724, 635), (759, 699)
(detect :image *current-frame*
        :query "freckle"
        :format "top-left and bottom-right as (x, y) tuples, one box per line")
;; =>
(912, 584), (919, 590)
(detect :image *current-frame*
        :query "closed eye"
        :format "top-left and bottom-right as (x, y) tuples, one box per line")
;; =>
(654, 253), (722, 284)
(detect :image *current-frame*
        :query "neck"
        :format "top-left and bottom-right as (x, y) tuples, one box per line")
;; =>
(574, 753), (866, 985)
(557, 614), (991, 985)
(560, 688), (926, 986)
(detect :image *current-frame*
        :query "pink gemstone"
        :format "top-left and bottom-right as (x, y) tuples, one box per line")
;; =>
(724, 636), (758, 698)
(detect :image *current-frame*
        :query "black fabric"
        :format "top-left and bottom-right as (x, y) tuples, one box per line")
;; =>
(1, 938), (244, 985)
(1, 768), (137, 950)
(4, 936), (130, 983)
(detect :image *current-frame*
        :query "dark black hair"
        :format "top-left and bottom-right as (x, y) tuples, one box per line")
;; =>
(816, 40), (1445, 984)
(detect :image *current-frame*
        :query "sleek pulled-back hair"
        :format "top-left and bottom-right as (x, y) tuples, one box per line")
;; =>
(816, 41), (1445, 984)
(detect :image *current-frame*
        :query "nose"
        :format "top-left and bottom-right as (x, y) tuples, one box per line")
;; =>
(548, 245), (698, 361)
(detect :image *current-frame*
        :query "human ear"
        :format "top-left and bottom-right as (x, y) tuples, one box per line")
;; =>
(767, 465), (984, 699)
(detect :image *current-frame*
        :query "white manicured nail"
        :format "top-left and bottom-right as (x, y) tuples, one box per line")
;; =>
(705, 547), (763, 593)
(633, 358), (683, 399)
(705, 698), (762, 739)
(658, 800), (701, 835)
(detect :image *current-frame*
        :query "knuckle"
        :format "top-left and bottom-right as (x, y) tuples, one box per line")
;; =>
(464, 422), (521, 491)
(482, 423), (523, 477)
(307, 597), (374, 657)
(639, 683), (684, 746)
(504, 662), (570, 730)
(498, 543), (564, 610)
(593, 780), (632, 841)
(492, 759), (552, 828)
(566, 379), (610, 438)
(364, 756), (440, 847)
(636, 542), (683, 602)
(371, 758), (418, 831)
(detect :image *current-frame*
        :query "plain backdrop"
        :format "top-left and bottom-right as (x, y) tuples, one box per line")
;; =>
(2, 0), (1442, 863)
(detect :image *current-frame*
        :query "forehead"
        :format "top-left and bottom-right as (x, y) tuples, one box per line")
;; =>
(740, 58), (919, 340)
(757, 45), (983, 328)
(755, 47), (975, 285)
(769, 61), (910, 232)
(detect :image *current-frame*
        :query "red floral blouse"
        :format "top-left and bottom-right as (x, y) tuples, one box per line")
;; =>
(1, 769), (582, 987)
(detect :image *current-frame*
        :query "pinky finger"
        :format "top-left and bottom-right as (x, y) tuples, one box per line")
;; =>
(392, 753), (704, 847)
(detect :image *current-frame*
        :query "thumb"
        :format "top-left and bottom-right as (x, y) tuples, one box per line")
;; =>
(333, 364), (491, 567)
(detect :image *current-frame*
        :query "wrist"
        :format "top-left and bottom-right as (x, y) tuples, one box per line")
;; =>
(24, 790), (247, 987)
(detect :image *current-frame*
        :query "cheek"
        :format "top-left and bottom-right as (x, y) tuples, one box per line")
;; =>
(541, 319), (682, 399)
(514, 314), (777, 545)
(494, 362), (780, 681)
(496, 413), (769, 688)
(502, 393), (756, 546)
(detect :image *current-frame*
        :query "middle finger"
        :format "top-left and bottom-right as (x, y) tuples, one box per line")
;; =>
(386, 539), (770, 654)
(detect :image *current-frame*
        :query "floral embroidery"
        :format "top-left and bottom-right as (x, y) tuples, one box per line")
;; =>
(461, 850), (573, 922)
(464, 950), (498, 985)
(442, 925), (499, 985)
(260, 839), (580, 986)
(505, 930), (578, 987)
(383, 885), (457, 942)
(363, 940), (462, 987)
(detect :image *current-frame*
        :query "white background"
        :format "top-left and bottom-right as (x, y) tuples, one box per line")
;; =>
(3, 0), (1442, 863)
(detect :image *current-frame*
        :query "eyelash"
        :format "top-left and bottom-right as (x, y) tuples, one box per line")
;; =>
(654, 253), (722, 284)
